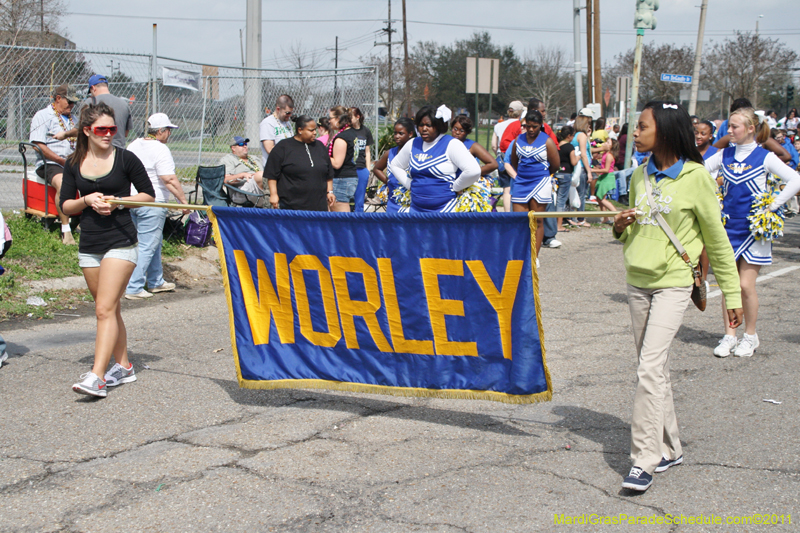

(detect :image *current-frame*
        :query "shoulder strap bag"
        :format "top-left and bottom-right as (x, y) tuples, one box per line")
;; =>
(642, 169), (707, 311)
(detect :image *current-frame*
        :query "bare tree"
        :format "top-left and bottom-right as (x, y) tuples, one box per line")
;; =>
(703, 32), (797, 110)
(518, 46), (574, 121)
(604, 42), (695, 107)
(0, 0), (67, 41)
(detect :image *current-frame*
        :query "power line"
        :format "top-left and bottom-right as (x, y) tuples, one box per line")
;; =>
(65, 11), (800, 37)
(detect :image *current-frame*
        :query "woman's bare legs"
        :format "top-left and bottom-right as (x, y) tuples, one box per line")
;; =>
(722, 259), (760, 336)
(513, 199), (547, 255)
(82, 258), (136, 378)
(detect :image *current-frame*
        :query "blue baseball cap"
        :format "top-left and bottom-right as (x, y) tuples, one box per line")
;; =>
(231, 136), (250, 146)
(88, 74), (108, 88)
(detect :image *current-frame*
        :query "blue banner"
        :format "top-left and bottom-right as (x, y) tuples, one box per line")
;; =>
(209, 208), (552, 404)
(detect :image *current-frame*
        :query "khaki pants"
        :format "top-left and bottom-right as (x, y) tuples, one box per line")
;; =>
(626, 283), (692, 474)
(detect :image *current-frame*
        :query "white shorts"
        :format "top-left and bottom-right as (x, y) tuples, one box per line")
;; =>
(78, 246), (139, 268)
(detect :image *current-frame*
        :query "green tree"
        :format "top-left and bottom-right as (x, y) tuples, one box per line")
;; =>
(411, 32), (523, 116)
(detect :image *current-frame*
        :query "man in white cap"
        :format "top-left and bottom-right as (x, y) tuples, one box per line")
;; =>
(124, 113), (188, 300)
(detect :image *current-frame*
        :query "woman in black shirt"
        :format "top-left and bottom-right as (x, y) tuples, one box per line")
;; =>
(266, 115), (335, 211)
(348, 107), (374, 213)
(60, 103), (155, 398)
(329, 105), (358, 212)
(555, 126), (579, 231)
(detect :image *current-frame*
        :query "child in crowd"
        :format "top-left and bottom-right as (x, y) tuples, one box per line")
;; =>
(591, 139), (619, 223)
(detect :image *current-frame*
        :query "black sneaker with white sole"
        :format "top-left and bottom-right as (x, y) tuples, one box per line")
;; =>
(655, 455), (683, 473)
(622, 466), (653, 491)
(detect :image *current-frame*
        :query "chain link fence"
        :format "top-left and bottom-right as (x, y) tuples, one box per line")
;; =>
(0, 44), (378, 209)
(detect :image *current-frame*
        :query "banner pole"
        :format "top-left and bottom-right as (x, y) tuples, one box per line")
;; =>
(107, 199), (209, 211)
(106, 200), (620, 219)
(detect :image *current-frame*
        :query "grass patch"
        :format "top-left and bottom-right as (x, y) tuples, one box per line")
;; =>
(4, 214), (83, 280)
(0, 212), (185, 320)
(176, 165), (199, 184)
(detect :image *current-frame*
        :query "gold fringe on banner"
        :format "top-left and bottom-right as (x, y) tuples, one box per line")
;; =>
(207, 208), (554, 404)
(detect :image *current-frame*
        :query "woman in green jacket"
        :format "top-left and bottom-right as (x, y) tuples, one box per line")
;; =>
(613, 101), (743, 492)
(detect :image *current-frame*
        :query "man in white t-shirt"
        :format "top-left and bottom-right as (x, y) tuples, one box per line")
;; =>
(125, 113), (188, 300)
(491, 100), (524, 154)
(259, 94), (294, 167)
(29, 84), (79, 244)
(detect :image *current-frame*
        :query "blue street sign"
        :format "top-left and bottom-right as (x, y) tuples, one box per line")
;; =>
(661, 73), (692, 84)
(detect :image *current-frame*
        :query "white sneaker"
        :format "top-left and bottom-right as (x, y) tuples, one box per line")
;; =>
(124, 290), (153, 300)
(545, 239), (562, 249)
(150, 282), (175, 293)
(713, 335), (737, 358)
(0, 351), (7, 368)
(734, 333), (759, 357)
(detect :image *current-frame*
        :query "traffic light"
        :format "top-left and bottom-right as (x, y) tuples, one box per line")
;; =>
(634, 0), (659, 30)
(789, 85), (795, 101)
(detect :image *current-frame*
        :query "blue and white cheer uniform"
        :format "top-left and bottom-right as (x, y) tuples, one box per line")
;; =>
(705, 142), (800, 264)
(511, 131), (552, 204)
(385, 146), (409, 213)
(389, 133), (481, 213)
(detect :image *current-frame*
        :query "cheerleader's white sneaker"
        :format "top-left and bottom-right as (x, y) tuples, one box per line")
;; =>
(734, 333), (759, 357)
(713, 335), (737, 358)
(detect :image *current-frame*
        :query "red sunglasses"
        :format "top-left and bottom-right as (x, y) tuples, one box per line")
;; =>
(91, 125), (118, 136)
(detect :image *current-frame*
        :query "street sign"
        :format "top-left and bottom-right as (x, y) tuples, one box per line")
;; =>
(661, 73), (692, 84)
(679, 89), (710, 102)
(466, 58), (499, 94)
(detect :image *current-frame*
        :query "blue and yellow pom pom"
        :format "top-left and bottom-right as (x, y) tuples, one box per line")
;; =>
(392, 185), (411, 209)
(376, 183), (388, 203)
(747, 175), (784, 242)
(455, 176), (493, 212)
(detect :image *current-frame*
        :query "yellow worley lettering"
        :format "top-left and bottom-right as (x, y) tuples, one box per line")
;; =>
(376, 258), (435, 355)
(419, 258), (477, 357)
(233, 250), (294, 345)
(329, 257), (393, 352)
(466, 260), (523, 360)
(290, 255), (341, 347)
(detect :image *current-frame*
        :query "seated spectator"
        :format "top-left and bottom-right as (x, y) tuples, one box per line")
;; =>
(219, 136), (266, 207)
(29, 84), (79, 245)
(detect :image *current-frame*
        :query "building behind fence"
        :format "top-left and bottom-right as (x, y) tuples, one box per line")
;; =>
(0, 44), (378, 208)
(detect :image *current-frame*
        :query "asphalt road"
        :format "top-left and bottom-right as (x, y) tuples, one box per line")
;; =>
(1, 219), (798, 532)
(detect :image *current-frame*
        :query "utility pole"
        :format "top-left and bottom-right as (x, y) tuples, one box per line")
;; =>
(375, 3), (403, 119)
(387, 0), (393, 116)
(593, 0), (602, 112)
(624, 0), (658, 170)
(586, 2), (593, 105)
(573, 0), (584, 110)
(753, 14), (763, 107)
(403, 0), (410, 117)
(326, 37), (345, 105)
(687, 0), (708, 115)
(40, 0), (44, 33)
(244, 0), (262, 145)
(334, 37), (339, 104)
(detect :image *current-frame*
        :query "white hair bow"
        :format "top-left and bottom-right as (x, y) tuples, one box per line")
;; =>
(755, 110), (766, 124)
(662, 103), (678, 110)
(435, 105), (452, 123)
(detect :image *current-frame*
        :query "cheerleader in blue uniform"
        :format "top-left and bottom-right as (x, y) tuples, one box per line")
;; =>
(694, 119), (718, 160)
(508, 109), (561, 256)
(373, 118), (415, 212)
(705, 107), (800, 357)
(389, 105), (481, 213)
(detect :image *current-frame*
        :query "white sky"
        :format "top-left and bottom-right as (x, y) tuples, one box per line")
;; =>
(62, 0), (799, 77)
